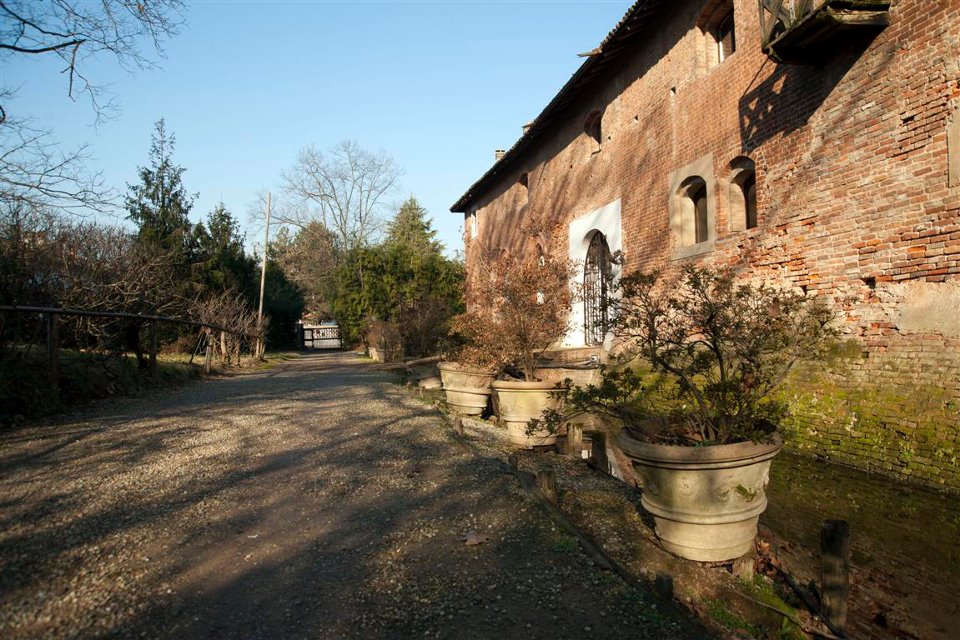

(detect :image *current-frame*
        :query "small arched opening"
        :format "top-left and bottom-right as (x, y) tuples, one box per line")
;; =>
(727, 157), (758, 230)
(583, 231), (612, 346)
(584, 108), (603, 153)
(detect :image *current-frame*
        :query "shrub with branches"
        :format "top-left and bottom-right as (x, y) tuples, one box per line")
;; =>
(363, 318), (403, 363)
(535, 266), (841, 444)
(188, 290), (262, 366)
(617, 265), (839, 443)
(451, 246), (575, 381)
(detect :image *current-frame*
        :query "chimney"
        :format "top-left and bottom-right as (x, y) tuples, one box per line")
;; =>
(494, 149), (507, 161)
(522, 121), (534, 135)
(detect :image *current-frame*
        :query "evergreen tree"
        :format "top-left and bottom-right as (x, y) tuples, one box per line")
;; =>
(329, 197), (464, 355)
(262, 260), (306, 349)
(126, 118), (196, 257)
(194, 202), (258, 299)
(385, 196), (442, 256)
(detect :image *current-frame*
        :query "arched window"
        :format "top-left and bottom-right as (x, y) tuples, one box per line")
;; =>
(584, 109), (603, 152)
(583, 232), (612, 346)
(715, 8), (736, 62)
(698, 0), (736, 70)
(692, 181), (709, 243)
(727, 157), (757, 230)
(677, 176), (710, 246)
(742, 172), (757, 229)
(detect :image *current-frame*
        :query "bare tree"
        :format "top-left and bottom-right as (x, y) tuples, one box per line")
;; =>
(189, 289), (261, 366)
(0, 1), (185, 214)
(0, 0), (185, 122)
(280, 140), (401, 250)
(0, 100), (113, 215)
(271, 222), (339, 319)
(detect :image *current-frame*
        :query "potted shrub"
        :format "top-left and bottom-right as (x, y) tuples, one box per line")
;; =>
(438, 312), (501, 416)
(536, 265), (840, 561)
(466, 248), (576, 447)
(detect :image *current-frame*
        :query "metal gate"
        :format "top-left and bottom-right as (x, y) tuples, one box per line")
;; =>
(583, 232), (611, 346)
(299, 324), (342, 350)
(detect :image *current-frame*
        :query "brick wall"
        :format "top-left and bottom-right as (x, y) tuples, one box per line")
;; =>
(460, 0), (960, 491)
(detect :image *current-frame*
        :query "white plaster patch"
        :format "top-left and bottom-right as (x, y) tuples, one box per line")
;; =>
(895, 281), (960, 337)
(565, 199), (622, 347)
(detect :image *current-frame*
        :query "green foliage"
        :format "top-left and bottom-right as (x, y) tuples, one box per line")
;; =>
(550, 534), (579, 554)
(532, 365), (654, 437)
(329, 197), (463, 354)
(262, 261), (305, 349)
(705, 599), (762, 637)
(125, 118), (197, 259)
(193, 202), (258, 298)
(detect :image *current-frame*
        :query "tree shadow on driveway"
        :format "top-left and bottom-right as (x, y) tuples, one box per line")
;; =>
(1, 352), (707, 639)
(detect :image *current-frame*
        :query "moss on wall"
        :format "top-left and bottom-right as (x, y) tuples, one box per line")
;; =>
(777, 361), (960, 493)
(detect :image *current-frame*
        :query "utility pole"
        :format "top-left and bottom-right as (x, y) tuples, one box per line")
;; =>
(257, 191), (271, 360)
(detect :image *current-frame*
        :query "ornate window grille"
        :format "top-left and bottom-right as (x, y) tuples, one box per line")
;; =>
(583, 232), (612, 346)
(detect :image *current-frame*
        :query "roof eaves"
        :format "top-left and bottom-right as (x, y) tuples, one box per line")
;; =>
(449, 0), (666, 213)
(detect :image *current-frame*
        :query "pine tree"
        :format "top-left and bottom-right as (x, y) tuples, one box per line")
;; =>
(126, 118), (196, 257)
(194, 202), (257, 298)
(385, 196), (443, 256)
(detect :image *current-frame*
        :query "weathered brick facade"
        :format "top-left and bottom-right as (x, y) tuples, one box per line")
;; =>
(452, 0), (960, 490)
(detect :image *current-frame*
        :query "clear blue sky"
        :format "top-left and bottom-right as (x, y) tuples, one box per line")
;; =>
(4, 1), (631, 257)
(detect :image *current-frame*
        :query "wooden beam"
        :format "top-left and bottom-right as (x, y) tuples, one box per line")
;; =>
(149, 320), (158, 375)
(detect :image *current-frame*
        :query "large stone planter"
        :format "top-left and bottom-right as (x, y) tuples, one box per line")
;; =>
(492, 380), (564, 448)
(618, 426), (783, 562)
(533, 364), (600, 388)
(438, 362), (495, 416)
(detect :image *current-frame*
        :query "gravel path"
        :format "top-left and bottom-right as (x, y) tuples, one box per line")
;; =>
(1, 352), (695, 639)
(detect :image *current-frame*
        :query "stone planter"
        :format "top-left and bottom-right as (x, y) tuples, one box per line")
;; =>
(438, 362), (495, 415)
(617, 425), (783, 562)
(533, 364), (600, 388)
(408, 362), (442, 390)
(492, 380), (565, 448)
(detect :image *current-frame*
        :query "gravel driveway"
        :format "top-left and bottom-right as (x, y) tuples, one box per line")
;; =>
(1, 352), (696, 639)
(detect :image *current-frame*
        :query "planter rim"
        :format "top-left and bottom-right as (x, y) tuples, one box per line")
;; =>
(618, 423), (782, 469)
(491, 379), (565, 391)
(438, 361), (497, 376)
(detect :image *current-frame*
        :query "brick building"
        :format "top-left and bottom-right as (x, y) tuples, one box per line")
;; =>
(451, 0), (960, 490)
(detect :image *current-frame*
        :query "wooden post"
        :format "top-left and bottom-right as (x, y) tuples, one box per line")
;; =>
(566, 423), (583, 457)
(732, 548), (756, 581)
(537, 469), (558, 504)
(220, 331), (227, 366)
(820, 519), (851, 633)
(47, 312), (59, 403)
(148, 320), (158, 375)
(508, 453), (520, 471)
(256, 192), (271, 362)
(590, 431), (609, 474)
(204, 331), (213, 374)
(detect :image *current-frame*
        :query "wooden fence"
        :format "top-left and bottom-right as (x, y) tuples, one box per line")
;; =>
(0, 305), (264, 403)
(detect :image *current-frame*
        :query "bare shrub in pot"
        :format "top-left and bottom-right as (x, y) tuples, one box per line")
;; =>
(535, 265), (843, 560)
(613, 265), (839, 445)
(471, 247), (576, 446)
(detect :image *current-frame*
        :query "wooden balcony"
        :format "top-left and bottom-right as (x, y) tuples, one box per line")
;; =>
(759, 0), (891, 64)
